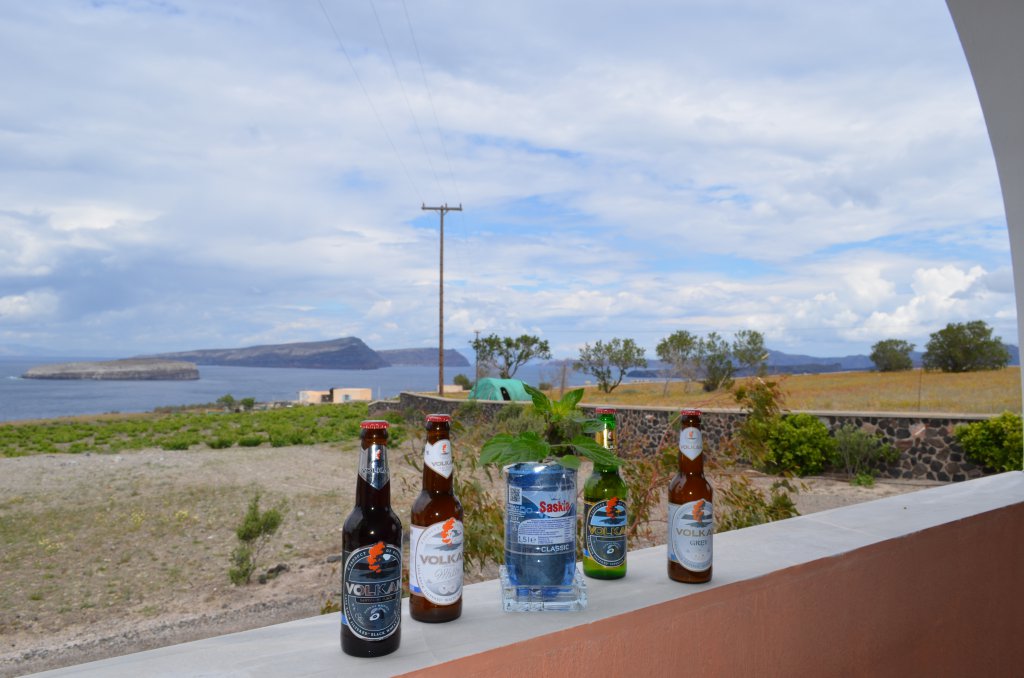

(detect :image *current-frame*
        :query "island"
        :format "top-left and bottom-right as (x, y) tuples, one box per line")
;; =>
(22, 359), (200, 381)
(146, 337), (388, 370)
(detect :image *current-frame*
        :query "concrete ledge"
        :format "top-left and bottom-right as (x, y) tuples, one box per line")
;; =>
(31, 472), (1024, 677)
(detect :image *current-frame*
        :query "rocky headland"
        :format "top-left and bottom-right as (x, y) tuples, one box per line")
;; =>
(146, 337), (388, 370)
(22, 359), (199, 381)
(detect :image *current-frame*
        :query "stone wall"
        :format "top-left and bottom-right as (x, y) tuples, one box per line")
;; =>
(369, 393), (995, 482)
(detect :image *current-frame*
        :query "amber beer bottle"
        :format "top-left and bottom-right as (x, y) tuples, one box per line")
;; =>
(410, 414), (464, 622)
(341, 420), (403, 657)
(668, 409), (714, 583)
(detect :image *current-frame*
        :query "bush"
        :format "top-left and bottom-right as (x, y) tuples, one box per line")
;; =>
(955, 412), (1023, 473)
(228, 491), (285, 585)
(732, 378), (785, 465)
(761, 413), (836, 476)
(718, 475), (799, 531)
(831, 424), (899, 480)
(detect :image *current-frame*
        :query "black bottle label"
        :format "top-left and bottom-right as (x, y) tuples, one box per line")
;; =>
(359, 443), (390, 489)
(342, 542), (401, 640)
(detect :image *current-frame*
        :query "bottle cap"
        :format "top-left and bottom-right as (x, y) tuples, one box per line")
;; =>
(360, 420), (390, 430)
(680, 408), (702, 417)
(426, 414), (451, 423)
(595, 407), (616, 414)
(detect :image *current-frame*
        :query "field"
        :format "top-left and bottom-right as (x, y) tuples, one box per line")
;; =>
(0, 367), (1014, 675)
(562, 367), (1022, 414)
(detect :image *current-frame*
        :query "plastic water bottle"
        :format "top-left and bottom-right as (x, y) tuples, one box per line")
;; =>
(504, 461), (577, 588)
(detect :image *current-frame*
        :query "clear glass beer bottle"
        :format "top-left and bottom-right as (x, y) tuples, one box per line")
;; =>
(410, 414), (464, 622)
(667, 409), (714, 583)
(341, 420), (403, 657)
(582, 408), (628, 579)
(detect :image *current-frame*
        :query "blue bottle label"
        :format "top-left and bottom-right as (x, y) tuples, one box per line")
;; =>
(584, 498), (627, 567)
(342, 542), (401, 640)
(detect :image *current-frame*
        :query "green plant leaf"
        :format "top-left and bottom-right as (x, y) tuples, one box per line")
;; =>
(558, 388), (584, 411)
(480, 431), (551, 465)
(523, 384), (552, 415)
(577, 417), (604, 434)
(555, 454), (581, 470)
(569, 435), (622, 469)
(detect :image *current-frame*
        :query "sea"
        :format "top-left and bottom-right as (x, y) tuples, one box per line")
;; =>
(0, 357), (596, 423)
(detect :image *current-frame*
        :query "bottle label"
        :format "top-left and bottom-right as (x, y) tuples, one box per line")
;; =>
(583, 497), (627, 567)
(341, 542), (402, 640)
(424, 439), (453, 479)
(679, 427), (703, 461)
(668, 500), (713, 572)
(595, 427), (616, 450)
(409, 519), (464, 605)
(505, 486), (575, 555)
(359, 443), (390, 489)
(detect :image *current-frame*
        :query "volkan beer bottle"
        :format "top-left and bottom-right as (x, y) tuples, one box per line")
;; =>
(582, 407), (628, 579)
(667, 409), (714, 583)
(341, 420), (403, 657)
(410, 414), (464, 622)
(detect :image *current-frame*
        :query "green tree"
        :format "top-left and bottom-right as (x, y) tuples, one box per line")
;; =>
(922, 320), (1010, 372)
(655, 330), (699, 394)
(452, 373), (472, 390)
(471, 334), (552, 379)
(217, 394), (236, 411)
(229, 491), (285, 585)
(732, 329), (768, 376)
(697, 332), (734, 392)
(870, 339), (915, 372)
(575, 338), (647, 393)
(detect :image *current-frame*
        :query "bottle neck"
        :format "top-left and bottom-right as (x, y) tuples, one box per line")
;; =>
(422, 430), (454, 493)
(678, 451), (704, 475)
(356, 439), (392, 505)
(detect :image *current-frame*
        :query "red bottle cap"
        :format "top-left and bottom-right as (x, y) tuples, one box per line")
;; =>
(595, 407), (617, 414)
(360, 420), (389, 430)
(426, 414), (451, 423)
(680, 409), (702, 417)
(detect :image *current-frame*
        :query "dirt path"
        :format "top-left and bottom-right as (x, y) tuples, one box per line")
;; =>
(0, 446), (937, 676)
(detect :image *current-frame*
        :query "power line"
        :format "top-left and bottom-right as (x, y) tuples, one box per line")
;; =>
(316, 0), (423, 204)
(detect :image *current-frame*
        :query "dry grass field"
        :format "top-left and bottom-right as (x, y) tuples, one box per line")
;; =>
(567, 367), (1022, 414)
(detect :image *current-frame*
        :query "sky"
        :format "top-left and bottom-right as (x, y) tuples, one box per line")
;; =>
(0, 0), (1015, 361)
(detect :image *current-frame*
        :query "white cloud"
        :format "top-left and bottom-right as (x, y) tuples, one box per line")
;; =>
(0, 289), (59, 321)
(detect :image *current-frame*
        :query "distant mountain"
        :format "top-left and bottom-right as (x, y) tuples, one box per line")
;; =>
(23, 359), (199, 381)
(378, 348), (470, 367)
(146, 337), (387, 370)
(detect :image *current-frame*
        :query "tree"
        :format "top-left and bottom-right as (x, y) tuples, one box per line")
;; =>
(575, 338), (647, 393)
(870, 339), (915, 372)
(471, 334), (552, 379)
(732, 330), (767, 376)
(922, 320), (1010, 372)
(655, 330), (699, 394)
(697, 332), (734, 392)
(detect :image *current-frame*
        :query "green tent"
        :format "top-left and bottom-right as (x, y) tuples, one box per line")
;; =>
(467, 377), (532, 402)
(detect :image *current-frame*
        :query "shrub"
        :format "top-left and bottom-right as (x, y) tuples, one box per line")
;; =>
(955, 412), (1023, 473)
(761, 413), (836, 476)
(831, 424), (899, 480)
(228, 491), (285, 585)
(732, 378), (785, 465)
(238, 435), (264, 447)
(718, 475), (799, 531)
(453, 374), (472, 390)
(207, 437), (234, 449)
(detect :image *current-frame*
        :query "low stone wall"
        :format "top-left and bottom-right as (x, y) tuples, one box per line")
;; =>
(369, 393), (995, 482)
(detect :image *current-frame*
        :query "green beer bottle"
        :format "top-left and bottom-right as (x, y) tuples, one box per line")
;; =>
(582, 407), (628, 579)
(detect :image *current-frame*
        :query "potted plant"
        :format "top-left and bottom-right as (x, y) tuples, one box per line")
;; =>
(480, 385), (622, 608)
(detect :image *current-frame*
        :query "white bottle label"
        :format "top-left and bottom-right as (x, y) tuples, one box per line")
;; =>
(409, 520), (464, 605)
(679, 427), (703, 461)
(668, 500), (713, 572)
(424, 439), (453, 478)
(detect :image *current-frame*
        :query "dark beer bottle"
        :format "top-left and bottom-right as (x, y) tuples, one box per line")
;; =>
(582, 408), (628, 579)
(668, 409), (713, 583)
(341, 420), (403, 657)
(410, 414), (464, 622)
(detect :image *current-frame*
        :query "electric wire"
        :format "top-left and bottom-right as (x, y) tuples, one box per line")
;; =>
(316, 0), (424, 205)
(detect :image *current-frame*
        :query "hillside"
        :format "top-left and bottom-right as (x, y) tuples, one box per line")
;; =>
(147, 337), (386, 370)
(377, 348), (469, 367)
(22, 359), (199, 381)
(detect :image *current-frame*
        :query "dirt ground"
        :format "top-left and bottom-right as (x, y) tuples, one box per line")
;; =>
(0, 445), (939, 677)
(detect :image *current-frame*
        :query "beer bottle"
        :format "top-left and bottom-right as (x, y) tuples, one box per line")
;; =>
(341, 420), (403, 657)
(582, 407), (628, 579)
(410, 414), (464, 622)
(667, 409), (713, 583)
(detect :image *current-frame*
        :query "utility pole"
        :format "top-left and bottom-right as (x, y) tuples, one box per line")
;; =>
(422, 202), (462, 396)
(473, 329), (481, 383)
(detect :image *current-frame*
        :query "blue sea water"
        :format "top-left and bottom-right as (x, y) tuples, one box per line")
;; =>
(0, 358), (595, 423)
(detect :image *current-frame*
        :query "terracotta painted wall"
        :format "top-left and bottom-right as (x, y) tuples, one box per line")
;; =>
(402, 503), (1023, 677)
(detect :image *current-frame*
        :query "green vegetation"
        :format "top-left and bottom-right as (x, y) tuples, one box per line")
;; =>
(717, 476), (799, 531)
(228, 491), (285, 585)
(870, 339), (915, 372)
(470, 333), (552, 379)
(832, 424), (899, 482)
(0, 402), (377, 458)
(923, 320), (1010, 372)
(697, 331), (734, 392)
(575, 337), (647, 393)
(955, 411), (1023, 472)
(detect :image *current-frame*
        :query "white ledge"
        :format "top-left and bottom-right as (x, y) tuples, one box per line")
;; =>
(30, 471), (1024, 678)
